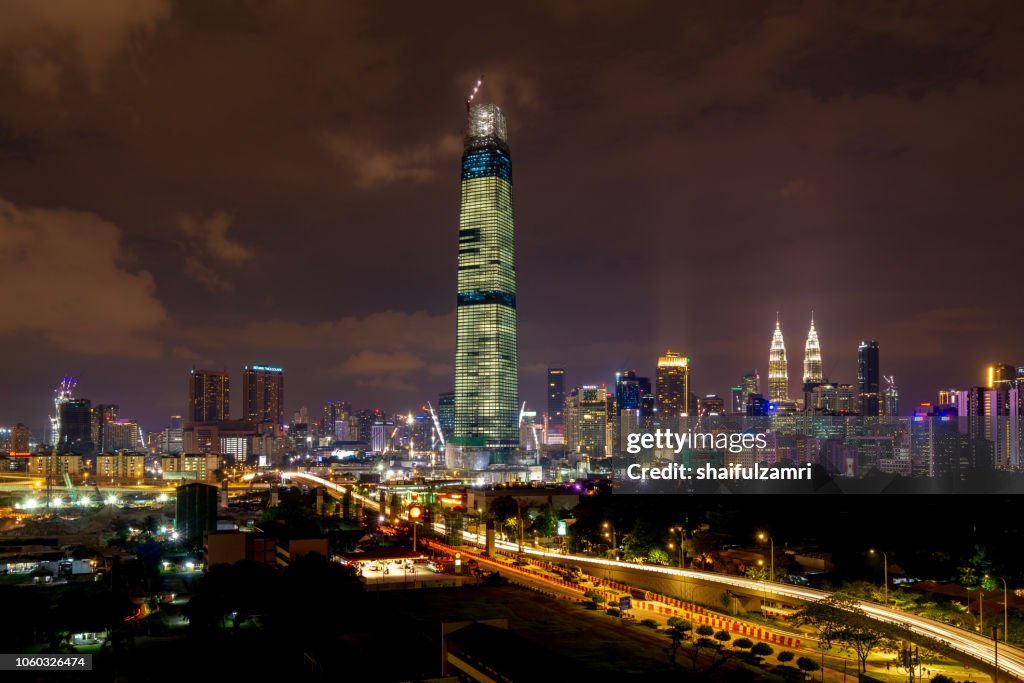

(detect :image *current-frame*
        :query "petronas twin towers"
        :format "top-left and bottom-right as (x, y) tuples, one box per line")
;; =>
(768, 314), (823, 402)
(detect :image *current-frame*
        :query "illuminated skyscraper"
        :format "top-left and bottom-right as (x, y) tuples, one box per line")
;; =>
(768, 316), (789, 402)
(243, 364), (284, 428)
(802, 314), (823, 385)
(857, 341), (880, 417)
(189, 368), (230, 423)
(546, 368), (565, 445)
(989, 363), (1016, 389)
(453, 95), (519, 452)
(883, 376), (900, 417)
(565, 385), (608, 455)
(656, 351), (690, 416)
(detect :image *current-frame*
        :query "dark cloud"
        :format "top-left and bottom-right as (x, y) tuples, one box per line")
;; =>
(1, 1), (1022, 431)
(0, 196), (167, 358)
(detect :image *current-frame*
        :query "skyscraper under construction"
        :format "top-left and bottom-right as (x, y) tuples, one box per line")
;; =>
(452, 84), (520, 459)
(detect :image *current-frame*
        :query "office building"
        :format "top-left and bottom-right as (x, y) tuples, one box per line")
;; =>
(565, 385), (608, 455)
(546, 368), (565, 445)
(189, 368), (230, 423)
(857, 341), (880, 417)
(438, 391), (455, 442)
(243, 365), (284, 429)
(10, 423), (31, 456)
(104, 420), (140, 452)
(656, 351), (690, 416)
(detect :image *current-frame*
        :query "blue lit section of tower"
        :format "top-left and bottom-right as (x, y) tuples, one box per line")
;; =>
(453, 101), (519, 451)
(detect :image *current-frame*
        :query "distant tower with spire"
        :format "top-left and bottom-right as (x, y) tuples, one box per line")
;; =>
(802, 313), (823, 385)
(768, 315), (789, 402)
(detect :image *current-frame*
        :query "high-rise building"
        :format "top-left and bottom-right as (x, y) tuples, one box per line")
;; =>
(243, 365), (284, 428)
(656, 351), (690, 416)
(989, 363), (1017, 389)
(699, 395), (725, 415)
(104, 420), (140, 452)
(857, 341), (880, 417)
(733, 372), (760, 414)
(802, 315), (823, 386)
(164, 415), (184, 454)
(883, 376), (900, 417)
(10, 423), (31, 456)
(438, 391), (455, 442)
(546, 368), (565, 445)
(189, 369), (230, 423)
(176, 482), (219, 542)
(453, 96), (519, 453)
(768, 317), (789, 402)
(565, 385), (608, 455)
(91, 404), (119, 452)
(807, 383), (858, 414)
(322, 401), (351, 440)
(58, 398), (93, 455)
(616, 370), (653, 415)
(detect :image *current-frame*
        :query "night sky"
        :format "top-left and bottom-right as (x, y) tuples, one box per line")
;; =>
(1, 1), (1022, 434)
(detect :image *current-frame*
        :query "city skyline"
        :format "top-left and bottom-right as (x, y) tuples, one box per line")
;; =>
(1, 3), (1022, 430)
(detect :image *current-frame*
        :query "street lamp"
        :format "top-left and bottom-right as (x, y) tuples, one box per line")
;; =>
(670, 526), (686, 567)
(986, 574), (1009, 644)
(869, 549), (888, 606)
(757, 532), (774, 584)
(603, 521), (618, 561)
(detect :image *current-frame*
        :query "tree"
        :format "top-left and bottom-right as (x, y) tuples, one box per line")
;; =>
(667, 622), (691, 665)
(696, 624), (714, 636)
(795, 593), (858, 649)
(797, 593), (887, 673)
(713, 629), (732, 643)
(646, 547), (671, 565)
(746, 565), (769, 582)
(777, 650), (795, 663)
(796, 656), (820, 676)
(734, 637), (754, 649)
(751, 642), (774, 659)
(958, 545), (997, 591)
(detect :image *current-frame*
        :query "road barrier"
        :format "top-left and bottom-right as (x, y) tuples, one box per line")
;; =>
(429, 539), (803, 649)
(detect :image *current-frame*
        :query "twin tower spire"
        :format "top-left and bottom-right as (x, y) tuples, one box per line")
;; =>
(768, 314), (823, 402)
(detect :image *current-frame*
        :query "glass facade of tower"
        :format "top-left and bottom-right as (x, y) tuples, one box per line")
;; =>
(454, 103), (519, 449)
(858, 340), (880, 416)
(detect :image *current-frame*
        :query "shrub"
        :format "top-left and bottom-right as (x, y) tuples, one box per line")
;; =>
(714, 629), (732, 642)
(696, 624), (715, 636)
(796, 656), (820, 673)
(777, 650), (795, 663)
(734, 638), (754, 649)
(751, 642), (774, 657)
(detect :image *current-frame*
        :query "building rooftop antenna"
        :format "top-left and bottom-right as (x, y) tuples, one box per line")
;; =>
(465, 76), (483, 112)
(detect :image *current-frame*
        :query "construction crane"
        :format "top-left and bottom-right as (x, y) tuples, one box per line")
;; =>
(465, 76), (483, 112)
(426, 401), (446, 451)
(49, 376), (77, 447)
(63, 471), (78, 505)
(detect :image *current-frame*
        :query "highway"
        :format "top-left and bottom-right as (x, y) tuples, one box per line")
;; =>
(281, 472), (1021, 680)
(470, 533), (1021, 680)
